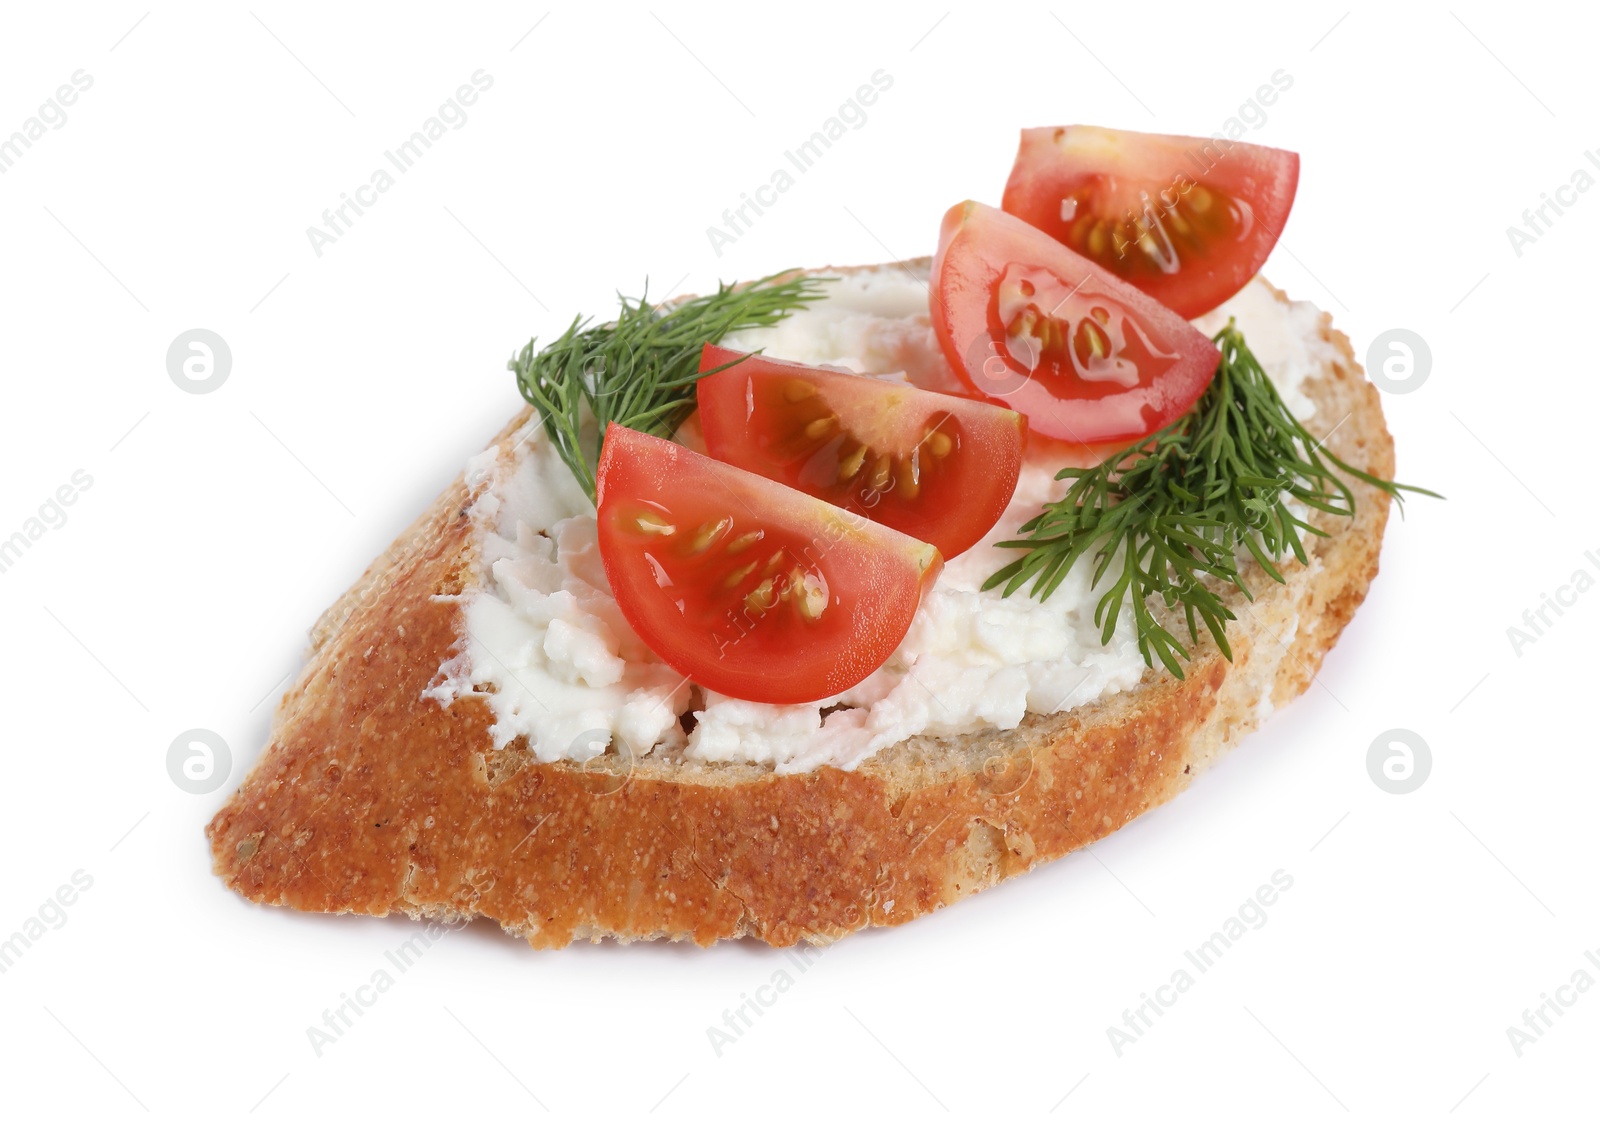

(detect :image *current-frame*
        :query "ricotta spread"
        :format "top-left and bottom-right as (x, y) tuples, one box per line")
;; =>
(427, 265), (1336, 772)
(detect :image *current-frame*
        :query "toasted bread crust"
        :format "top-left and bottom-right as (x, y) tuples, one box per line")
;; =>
(206, 270), (1394, 947)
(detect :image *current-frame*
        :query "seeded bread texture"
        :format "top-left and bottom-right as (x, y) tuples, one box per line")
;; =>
(206, 264), (1394, 947)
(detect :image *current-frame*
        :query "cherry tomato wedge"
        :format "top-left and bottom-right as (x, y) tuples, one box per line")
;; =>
(1001, 125), (1299, 318)
(932, 200), (1220, 447)
(695, 345), (1025, 559)
(595, 424), (942, 704)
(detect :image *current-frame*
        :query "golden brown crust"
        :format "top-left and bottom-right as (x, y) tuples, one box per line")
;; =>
(206, 271), (1394, 948)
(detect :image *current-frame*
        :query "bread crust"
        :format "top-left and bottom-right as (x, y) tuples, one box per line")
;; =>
(206, 268), (1394, 947)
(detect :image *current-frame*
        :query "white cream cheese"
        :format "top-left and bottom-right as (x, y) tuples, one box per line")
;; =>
(1192, 279), (1328, 423)
(427, 266), (1336, 772)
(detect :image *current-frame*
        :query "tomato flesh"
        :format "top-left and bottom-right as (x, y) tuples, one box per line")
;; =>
(695, 345), (1025, 558)
(595, 424), (941, 704)
(1001, 125), (1299, 318)
(932, 201), (1220, 447)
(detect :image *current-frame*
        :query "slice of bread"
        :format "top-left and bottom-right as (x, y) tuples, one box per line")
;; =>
(206, 261), (1394, 947)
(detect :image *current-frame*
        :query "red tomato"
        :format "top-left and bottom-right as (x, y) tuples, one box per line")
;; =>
(1001, 125), (1299, 318)
(695, 345), (1026, 558)
(595, 424), (942, 704)
(931, 200), (1220, 447)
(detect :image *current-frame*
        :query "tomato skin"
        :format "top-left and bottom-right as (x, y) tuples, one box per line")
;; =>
(932, 200), (1220, 447)
(595, 424), (942, 705)
(695, 345), (1026, 559)
(1001, 125), (1299, 319)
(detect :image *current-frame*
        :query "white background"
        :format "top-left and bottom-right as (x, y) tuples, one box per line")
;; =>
(0, 2), (1593, 1120)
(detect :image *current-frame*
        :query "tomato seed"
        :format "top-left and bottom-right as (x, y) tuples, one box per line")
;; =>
(896, 456), (920, 499)
(688, 516), (732, 553)
(723, 559), (758, 588)
(633, 511), (675, 535)
(726, 530), (763, 554)
(796, 573), (828, 620)
(743, 578), (778, 614)
(837, 442), (868, 482)
(867, 455), (892, 492)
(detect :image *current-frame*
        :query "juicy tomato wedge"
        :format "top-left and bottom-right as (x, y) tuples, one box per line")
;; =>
(932, 200), (1221, 447)
(595, 424), (942, 705)
(1001, 125), (1299, 319)
(695, 345), (1026, 558)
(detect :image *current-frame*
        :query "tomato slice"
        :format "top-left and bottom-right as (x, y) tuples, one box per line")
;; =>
(1000, 125), (1299, 318)
(595, 424), (942, 704)
(695, 345), (1025, 558)
(931, 200), (1220, 447)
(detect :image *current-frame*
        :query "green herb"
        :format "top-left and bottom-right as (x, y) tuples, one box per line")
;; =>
(983, 320), (1440, 678)
(510, 271), (832, 499)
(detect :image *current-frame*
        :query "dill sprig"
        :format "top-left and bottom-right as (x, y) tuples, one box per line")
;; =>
(983, 320), (1440, 677)
(510, 271), (832, 499)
